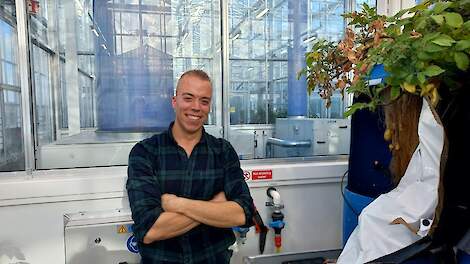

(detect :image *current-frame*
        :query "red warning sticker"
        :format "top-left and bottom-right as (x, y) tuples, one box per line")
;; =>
(251, 170), (272, 180)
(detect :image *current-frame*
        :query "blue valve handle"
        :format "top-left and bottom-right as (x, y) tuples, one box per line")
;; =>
(269, 220), (285, 229)
(232, 226), (250, 234)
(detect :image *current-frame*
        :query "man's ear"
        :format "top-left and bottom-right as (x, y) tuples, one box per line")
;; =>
(171, 96), (176, 109)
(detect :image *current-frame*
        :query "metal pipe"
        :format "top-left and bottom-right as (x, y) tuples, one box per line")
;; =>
(266, 137), (311, 147)
(221, 0), (230, 140)
(265, 137), (311, 158)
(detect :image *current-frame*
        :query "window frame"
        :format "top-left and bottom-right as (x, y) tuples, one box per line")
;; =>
(5, 0), (386, 172)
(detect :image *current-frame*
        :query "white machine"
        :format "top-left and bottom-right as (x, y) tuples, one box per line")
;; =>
(64, 209), (139, 264)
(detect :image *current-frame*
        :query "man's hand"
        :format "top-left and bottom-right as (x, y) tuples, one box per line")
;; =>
(162, 194), (185, 213)
(211, 192), (227, 202)
(162, 192), (226, 213)
(161, 191), (245, 227)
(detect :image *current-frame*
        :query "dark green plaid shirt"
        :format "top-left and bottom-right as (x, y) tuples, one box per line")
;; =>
(126, 123), (254, 264)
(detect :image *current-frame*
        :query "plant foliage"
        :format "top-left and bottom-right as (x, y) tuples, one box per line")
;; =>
(300, 0), (470, 116)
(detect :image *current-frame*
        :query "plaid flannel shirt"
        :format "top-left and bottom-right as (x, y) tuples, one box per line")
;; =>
(126, 123), (254, 264)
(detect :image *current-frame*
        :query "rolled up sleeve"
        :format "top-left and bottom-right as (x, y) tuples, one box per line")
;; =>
(222, 141), (254, 227)
(126, 143), (163, 242)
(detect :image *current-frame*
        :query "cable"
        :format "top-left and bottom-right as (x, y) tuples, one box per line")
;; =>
(340, 170), (360, 216)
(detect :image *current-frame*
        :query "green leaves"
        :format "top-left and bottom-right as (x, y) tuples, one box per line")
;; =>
(344, 102), (369, 117)
(456, 40), (470, 51)
(415, 17), (428, 30)
(424, 42), (447, 52)
(444, 12), (464, 28)
(424, 65), (445, 76)
(394, 9), (409, 19)
(430, 11), (464, 28)
(431, 15), (444, 25)
(300, 0), (469, 118)
(464, 21), (470, 30)
(432, 34), (456, 46)
(432, 2), (453, 14)
(454, 52), (469, 71)
(417, 72), (426, 84)
(390, 85), (401, 100)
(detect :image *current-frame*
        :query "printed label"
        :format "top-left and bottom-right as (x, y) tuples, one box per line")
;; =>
(251, 170), (272, 180)
(243, 170), (251, 181)
(118, 225), (128, 234)
(127, 235), (139, 253)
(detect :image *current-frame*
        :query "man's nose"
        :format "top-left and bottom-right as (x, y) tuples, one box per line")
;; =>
(190, 100), (201, 111)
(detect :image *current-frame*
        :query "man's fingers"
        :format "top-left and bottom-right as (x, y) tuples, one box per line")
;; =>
(211, 191), (227, 202)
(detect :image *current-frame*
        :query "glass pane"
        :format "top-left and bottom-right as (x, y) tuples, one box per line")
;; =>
(32, 45), (53, 145)
(0, 15), (24, 172)
(228, 0), (350, 160)
(35, 0), (222, 169)
(0, 0), (16, 18)
(119, 12), (140, 35)
(29, 1), (49, 44)
(141, 0), (164, 6)
(79, 73), (94, 128)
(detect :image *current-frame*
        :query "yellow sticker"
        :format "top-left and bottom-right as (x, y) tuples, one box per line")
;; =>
(118, 225), (128, 234)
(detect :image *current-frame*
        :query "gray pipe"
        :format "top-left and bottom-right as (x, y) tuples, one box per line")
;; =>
(265, 137), (311, 157)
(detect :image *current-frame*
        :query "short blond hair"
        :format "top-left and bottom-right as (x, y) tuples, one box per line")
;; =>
(176, 70), (212, 94)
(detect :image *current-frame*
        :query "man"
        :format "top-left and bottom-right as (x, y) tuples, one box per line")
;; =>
(127, 70), (254, 264)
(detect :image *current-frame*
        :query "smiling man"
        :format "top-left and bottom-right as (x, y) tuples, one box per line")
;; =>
(126, 70), (254, 264)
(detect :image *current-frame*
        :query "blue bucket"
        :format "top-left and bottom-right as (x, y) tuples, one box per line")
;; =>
(342, 186), (375, 245)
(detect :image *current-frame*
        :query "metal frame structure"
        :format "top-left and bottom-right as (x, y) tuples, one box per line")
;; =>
(16, 0), (35, 175)
(1, 0), (383, 173)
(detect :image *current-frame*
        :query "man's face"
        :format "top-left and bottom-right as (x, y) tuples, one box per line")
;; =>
(172, 75), (212, 135)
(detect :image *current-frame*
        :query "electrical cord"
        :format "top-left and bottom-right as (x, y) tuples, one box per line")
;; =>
(341, 161), (392, 217)
(340, 170), (360, 216)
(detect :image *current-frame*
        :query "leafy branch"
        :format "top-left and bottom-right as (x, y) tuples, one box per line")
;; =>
(300, 0), (470, 117)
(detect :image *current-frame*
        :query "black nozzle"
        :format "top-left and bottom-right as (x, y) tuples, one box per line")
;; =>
(272, 211), (284, 222)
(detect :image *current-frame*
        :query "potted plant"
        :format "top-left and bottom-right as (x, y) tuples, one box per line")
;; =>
(300, 0), (469, 262)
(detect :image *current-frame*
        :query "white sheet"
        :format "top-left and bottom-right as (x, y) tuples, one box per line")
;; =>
(337, 99), (444, 263)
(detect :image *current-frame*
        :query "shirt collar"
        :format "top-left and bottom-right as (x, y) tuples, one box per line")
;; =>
(167, 121), (207, 146)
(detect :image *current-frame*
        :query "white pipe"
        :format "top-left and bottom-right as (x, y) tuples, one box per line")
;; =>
(268, 189), (282, 206)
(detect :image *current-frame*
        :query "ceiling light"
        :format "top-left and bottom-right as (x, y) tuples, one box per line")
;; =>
(90, 25), (99, 37)
(256, 8), (269, 19)
(232, 33), (240, 40)
(303, 35), (317, 44)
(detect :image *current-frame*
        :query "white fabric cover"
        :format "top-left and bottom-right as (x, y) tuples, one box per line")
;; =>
(337, 99), (444, 263)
